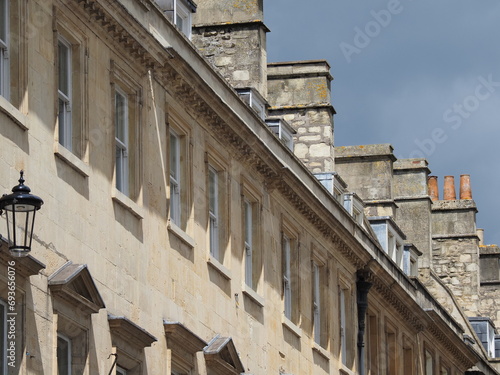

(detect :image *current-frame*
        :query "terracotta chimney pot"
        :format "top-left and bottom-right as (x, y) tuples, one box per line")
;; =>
(460, 174), (472, 200)
(427, 176), (439, 201)
(443, 176), (456, 200)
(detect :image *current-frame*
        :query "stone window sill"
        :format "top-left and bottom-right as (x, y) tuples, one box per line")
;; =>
(242, 284), (264, 307)
(54, 143), (90, 177)
(282, 316), (301, 338)
(112, 189), (144, 219)
(208, 255), (231, 280)
(0, 95), (28, 130)
(312, 342), (330, 360)
(339, 366), (355, 375)
(167, 221), (195, 248)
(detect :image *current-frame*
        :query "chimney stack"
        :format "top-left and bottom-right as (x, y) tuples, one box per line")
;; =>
(477, 228), (484, 246)
(428, 176), (439, 201)
(443, 175), (456, 200)
(460, 174), (472, 200)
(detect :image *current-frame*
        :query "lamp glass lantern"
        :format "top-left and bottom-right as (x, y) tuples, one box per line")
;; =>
(0, 171), (44, 257)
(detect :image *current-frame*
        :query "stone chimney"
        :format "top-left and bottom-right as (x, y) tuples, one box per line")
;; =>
(267, 60), (335, 174)
(477, 228), (484, 246)
(191, 0), (268, 98)
(430, 175), (479, 315)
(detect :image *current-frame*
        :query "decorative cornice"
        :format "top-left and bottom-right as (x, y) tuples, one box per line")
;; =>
(425, 310), (477, 370)
(73, 0), (159, 69)
(72, 0), (367, 274)
(370, 276), (425, 332)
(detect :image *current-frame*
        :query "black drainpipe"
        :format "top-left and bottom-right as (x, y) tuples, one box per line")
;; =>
(357, 270), (373, 375)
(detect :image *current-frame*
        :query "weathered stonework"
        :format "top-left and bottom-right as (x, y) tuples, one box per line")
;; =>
(335, 144), (397, 219)
(0, 0), (495, 374)
(192, 21), (268, 96)
(267, 61), (335, 174)
(393, 159), (433, 268)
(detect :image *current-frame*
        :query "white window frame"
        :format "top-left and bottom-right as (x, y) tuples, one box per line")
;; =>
(175, 0), (192, 38)
(312, 261), (321, 345)
(244, 199), (253, 288)
(116, 366), (127, 375)
(57, 333), (72, 375)
(425, 350), (434, 375)
(283, 235), (292, 319)
(340, 288), (347, 366)
(208, 165), (219, 259)
(0, 300), (7, 374)
(0, 0), (9, 99)
(58, 36), (73, 151)
(115, 86), (129, 196)
(170, 129), (181, 226)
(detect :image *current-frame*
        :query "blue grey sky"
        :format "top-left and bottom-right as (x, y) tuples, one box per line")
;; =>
(264, 0), (500, 245)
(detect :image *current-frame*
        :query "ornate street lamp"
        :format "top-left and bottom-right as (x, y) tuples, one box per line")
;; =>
(0, 171), (44, 257)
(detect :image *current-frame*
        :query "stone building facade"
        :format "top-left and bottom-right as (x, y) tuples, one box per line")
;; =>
(0, 0), (497, 375)
(335, 145), (500, 373)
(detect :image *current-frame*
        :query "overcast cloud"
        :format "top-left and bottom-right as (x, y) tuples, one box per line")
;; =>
(264, 0), (500, 245)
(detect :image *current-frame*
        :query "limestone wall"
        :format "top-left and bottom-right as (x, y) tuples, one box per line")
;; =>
(192, 22), (268, 96)
(192, 0), (263, 25)
(335, 144), (395, 204)
(267, 61), (335, 174)
(393, 159), (433, 268)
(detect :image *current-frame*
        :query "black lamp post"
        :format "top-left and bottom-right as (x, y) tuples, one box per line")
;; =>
(0, 171), (44, 257)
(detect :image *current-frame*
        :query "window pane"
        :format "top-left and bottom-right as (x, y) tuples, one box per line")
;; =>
(58, 40), (70, 95)
(176, 13), (184, 30)
(340, 288), (347, 365)
(0, 0), (8, 44)
(57, 336), (71, 375)
(244, 201), (252, 245)
(283, 236), (291, 318)
(209, 167), (217, 214)
(115, 91), (127, 142)
(170, 131), (179, 180)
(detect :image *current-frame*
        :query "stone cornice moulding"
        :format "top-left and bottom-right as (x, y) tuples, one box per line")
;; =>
(70, 0), (437, 319)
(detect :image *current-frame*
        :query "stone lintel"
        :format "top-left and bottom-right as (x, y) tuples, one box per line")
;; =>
(394, 195), (433, 203)
(335, 144), (396, 162)
(364, 199), (399, 209)
(268, 103), (336, 114)
(432, 234), (479, 240)
(393, 158), (431, 173)
(431, 199), (478, 212)
(108, 315), (157, 348)
(479, 245), (500, 256)
(0, 236), (46, 278)
(267, 60), (333, 81)
(192, 20), (270, 32)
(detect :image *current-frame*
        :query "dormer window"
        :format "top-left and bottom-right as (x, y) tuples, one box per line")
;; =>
(265, 118), (295, 150)
(469, 317), (497, 358)
(314, 172), (346, 204)
(156, 0), (197, 38)
(369, 217), (407, 269)
(236, 87), (267, 120)
(343, 192), (364, 224)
